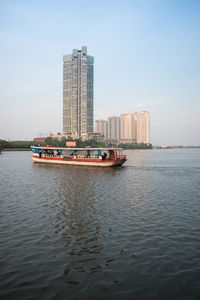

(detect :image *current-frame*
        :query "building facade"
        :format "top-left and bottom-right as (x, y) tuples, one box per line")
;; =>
(63, 46), (94, 138)
(120, 113), (132, 143)
(107, 116), (120, 142)
(131, 112), (138, 143)
(94, 120), (108, 140)
(105, 111), (150, 144)
(136, 110), (150, 144)
(120, 113), (138, 143)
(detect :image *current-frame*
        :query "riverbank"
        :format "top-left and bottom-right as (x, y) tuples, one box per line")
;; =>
(2, 148), (152, 152)
(2, 148), (32, 151)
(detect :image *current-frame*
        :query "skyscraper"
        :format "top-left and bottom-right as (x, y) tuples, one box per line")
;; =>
(107, 111), (150, 144)
(63, 46), (94, 138)
(120, 113), (138, 143)
(137, 110), (150, 144)
(107, 116), (120, 142)
(120, 113), (132, 143)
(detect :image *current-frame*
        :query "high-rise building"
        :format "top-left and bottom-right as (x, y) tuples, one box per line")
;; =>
(120, 113), (138, 143)
(136, 110), (150, 144)
(131, 112), (138, 143)
(63, 46), (94, 138)
(107, 111), (150, 144)
(94, 120), (108, 140)
(107, 116), (120, 142)
(120, 113), (132, 143)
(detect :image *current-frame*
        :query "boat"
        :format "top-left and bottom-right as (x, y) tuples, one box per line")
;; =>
(161, 145), (172, 149)
(31, 146), (127, 167)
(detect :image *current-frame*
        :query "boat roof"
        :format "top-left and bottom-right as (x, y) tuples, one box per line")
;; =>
(31, 146), (122, 151)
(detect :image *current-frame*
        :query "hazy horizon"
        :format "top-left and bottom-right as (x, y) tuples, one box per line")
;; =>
(0, 0), (200, 145)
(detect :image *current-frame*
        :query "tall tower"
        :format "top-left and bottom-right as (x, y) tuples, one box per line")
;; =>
(120, 113), (138, 143)
(63, 46), (94, 138)
(107, 116), (120, 142)
(120, 113), (132, 143)
(137, 110), (150, 144)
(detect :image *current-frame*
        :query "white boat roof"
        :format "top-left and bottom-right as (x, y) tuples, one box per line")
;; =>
(31, 146), (123, 151)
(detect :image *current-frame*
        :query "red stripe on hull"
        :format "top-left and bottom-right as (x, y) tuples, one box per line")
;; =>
(33, 155), (108, 162)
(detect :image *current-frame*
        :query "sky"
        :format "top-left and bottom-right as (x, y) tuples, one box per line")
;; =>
(0, 0), (200, 145)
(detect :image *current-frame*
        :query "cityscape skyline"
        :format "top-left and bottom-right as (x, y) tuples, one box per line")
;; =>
(0, 1), (200, 145)
(62, 46), (150, 145)
(94, 110), (150, 144)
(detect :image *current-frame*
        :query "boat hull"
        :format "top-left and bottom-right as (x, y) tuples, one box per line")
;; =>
(32, 157), (126, 167)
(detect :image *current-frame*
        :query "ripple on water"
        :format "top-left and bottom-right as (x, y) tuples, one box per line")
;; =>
(0, 150), (200, 299)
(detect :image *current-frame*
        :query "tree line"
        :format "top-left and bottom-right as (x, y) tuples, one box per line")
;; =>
(0, 138), (152, 149)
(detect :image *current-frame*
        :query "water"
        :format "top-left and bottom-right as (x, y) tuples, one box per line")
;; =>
(0, 149), (200, 299)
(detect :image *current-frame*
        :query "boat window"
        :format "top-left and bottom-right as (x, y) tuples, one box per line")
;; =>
(34, 148), (39, 154)
(109, 150), (115, 159)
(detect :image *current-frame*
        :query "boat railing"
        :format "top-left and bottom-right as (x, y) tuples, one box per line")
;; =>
(37, 154), (126, 160)
(63, 155), (102, 160)
(39, 154), (61, 158)
(34, 150), (126, 161)
(115, 153), (127, 160)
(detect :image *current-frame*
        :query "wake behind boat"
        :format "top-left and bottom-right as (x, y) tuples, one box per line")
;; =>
(31, 146), (127, 167)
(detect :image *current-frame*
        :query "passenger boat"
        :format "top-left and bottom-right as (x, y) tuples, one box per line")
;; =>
(31, 146), (127, 167)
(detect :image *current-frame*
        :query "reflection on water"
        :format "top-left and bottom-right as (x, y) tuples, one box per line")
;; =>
(55, 169), (103, 271)
(0, 150), (200, 299)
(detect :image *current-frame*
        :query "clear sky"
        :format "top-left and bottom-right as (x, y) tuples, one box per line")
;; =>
(0, 0), (200, 145)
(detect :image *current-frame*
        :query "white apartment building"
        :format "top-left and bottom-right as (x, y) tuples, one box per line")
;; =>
(132, 112), (138, 143)
(120, 113), (138, 143)
(96, 111), (150, 144)
(136, 110), (150, 144)
(120, 113), (132, 143)
(94, 120), (108, 140)
(107, 116), (120, 142)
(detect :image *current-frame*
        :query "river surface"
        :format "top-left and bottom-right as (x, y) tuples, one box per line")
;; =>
(0, 149), (200, 300)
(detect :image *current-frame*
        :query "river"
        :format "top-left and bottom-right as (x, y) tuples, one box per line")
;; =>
(0, 149), (199, 299)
